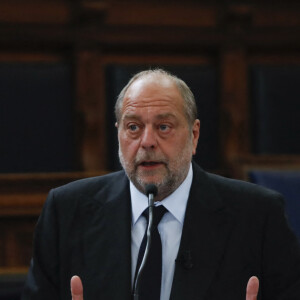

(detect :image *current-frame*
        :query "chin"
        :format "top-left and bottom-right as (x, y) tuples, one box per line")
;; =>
(140, 176), (163, 186)
(135, 177), (162, 192)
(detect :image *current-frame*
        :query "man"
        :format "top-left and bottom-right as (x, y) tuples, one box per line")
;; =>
(22, 69), (300, 300)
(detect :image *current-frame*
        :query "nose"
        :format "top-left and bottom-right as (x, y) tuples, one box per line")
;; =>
(140, 126), (157, 150)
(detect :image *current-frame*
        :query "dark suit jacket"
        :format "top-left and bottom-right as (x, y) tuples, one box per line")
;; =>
(22, 163), (300, 300)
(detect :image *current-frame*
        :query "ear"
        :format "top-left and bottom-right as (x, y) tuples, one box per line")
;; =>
(192, 119), (200, 155)
(115, 122), (119, 128)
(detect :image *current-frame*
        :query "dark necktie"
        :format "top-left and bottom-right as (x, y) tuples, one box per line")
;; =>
(135, 205), (168, 300)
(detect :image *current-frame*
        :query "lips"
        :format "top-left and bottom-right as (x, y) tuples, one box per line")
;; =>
(135, 155), (167, 169)
(140, 161), (161, 166)
(138, 160), (166, 169)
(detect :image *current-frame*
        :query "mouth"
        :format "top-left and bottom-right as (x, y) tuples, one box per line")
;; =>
(139, 161), (164, 168)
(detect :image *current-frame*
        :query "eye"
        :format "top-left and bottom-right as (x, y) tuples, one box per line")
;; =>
(159, 124), (171, 132)
(128, 124), (139, 132)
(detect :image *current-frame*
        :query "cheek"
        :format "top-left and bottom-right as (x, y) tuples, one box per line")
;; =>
(119, 136), (140, 158)
(175, 134), (194, 155)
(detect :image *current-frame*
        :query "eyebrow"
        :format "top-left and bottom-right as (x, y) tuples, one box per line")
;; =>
(155, 113), (177, 120)
(122, 113), (177, 122)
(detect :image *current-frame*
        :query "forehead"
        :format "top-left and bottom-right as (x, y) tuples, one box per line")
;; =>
(121, 75), (185, 117)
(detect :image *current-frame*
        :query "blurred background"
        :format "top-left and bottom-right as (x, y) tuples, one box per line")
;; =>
(0, 0), (299, 298)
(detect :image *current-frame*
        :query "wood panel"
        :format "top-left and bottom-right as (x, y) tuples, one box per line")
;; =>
(76, 51), (107, 170)
(0, 2), (298, 48)
(0, 218), (36, 267)
(254, 6), (300, 27)
(105, 3), (217, 27)
(230, 155), (300, 180)
(220, 46), (249, 164)
(0, 172), (104, 268)
(0, 1), (72, 24)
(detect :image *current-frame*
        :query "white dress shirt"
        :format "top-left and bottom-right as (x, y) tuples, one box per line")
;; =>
(131, 163), (193, 300)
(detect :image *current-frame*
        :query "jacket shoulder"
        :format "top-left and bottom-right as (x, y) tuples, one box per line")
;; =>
(47, 170), (127, 206)
(206, 172), (284, 208)
(54, 170), (124, 192)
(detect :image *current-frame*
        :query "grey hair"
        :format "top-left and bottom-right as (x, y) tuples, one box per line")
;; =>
(114, 69), (197, 128)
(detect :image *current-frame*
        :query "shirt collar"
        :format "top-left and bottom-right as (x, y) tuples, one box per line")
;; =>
(130, 163), (193, 226)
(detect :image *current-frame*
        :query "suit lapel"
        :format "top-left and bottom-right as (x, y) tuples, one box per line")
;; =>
(71, 165), (234, 299)
(80, 172), (132, 300)
(170, 164), (235, 300)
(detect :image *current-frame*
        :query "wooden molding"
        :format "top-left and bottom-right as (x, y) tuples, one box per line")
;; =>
(0, 171), (106, 216)
(230, 155), (300, 179)
(220, 46), (249, 163)
(0, 1), (72, 24)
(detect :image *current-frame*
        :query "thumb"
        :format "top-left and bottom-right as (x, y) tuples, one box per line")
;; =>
(71, 275), (84, 300)
(246, 276), (259, 300)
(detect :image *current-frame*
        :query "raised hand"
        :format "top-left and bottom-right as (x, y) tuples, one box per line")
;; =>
(71, 275), (84, 300)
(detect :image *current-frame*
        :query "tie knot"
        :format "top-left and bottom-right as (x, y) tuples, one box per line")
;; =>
(143, 205), (167, 227)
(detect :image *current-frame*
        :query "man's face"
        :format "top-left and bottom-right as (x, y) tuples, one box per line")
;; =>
(117, 75), (200, 200)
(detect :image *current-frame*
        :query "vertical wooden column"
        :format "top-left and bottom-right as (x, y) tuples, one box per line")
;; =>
(76, 50), (107, 171)
(219, 45), (249, 166)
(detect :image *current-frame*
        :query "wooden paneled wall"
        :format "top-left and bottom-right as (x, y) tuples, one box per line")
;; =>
(0, 0), (300, 271)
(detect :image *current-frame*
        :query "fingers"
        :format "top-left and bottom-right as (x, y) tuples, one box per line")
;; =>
(71, 275), (84, 300)
(246, 276), (259, 300)
(69, 274), (258, 300)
